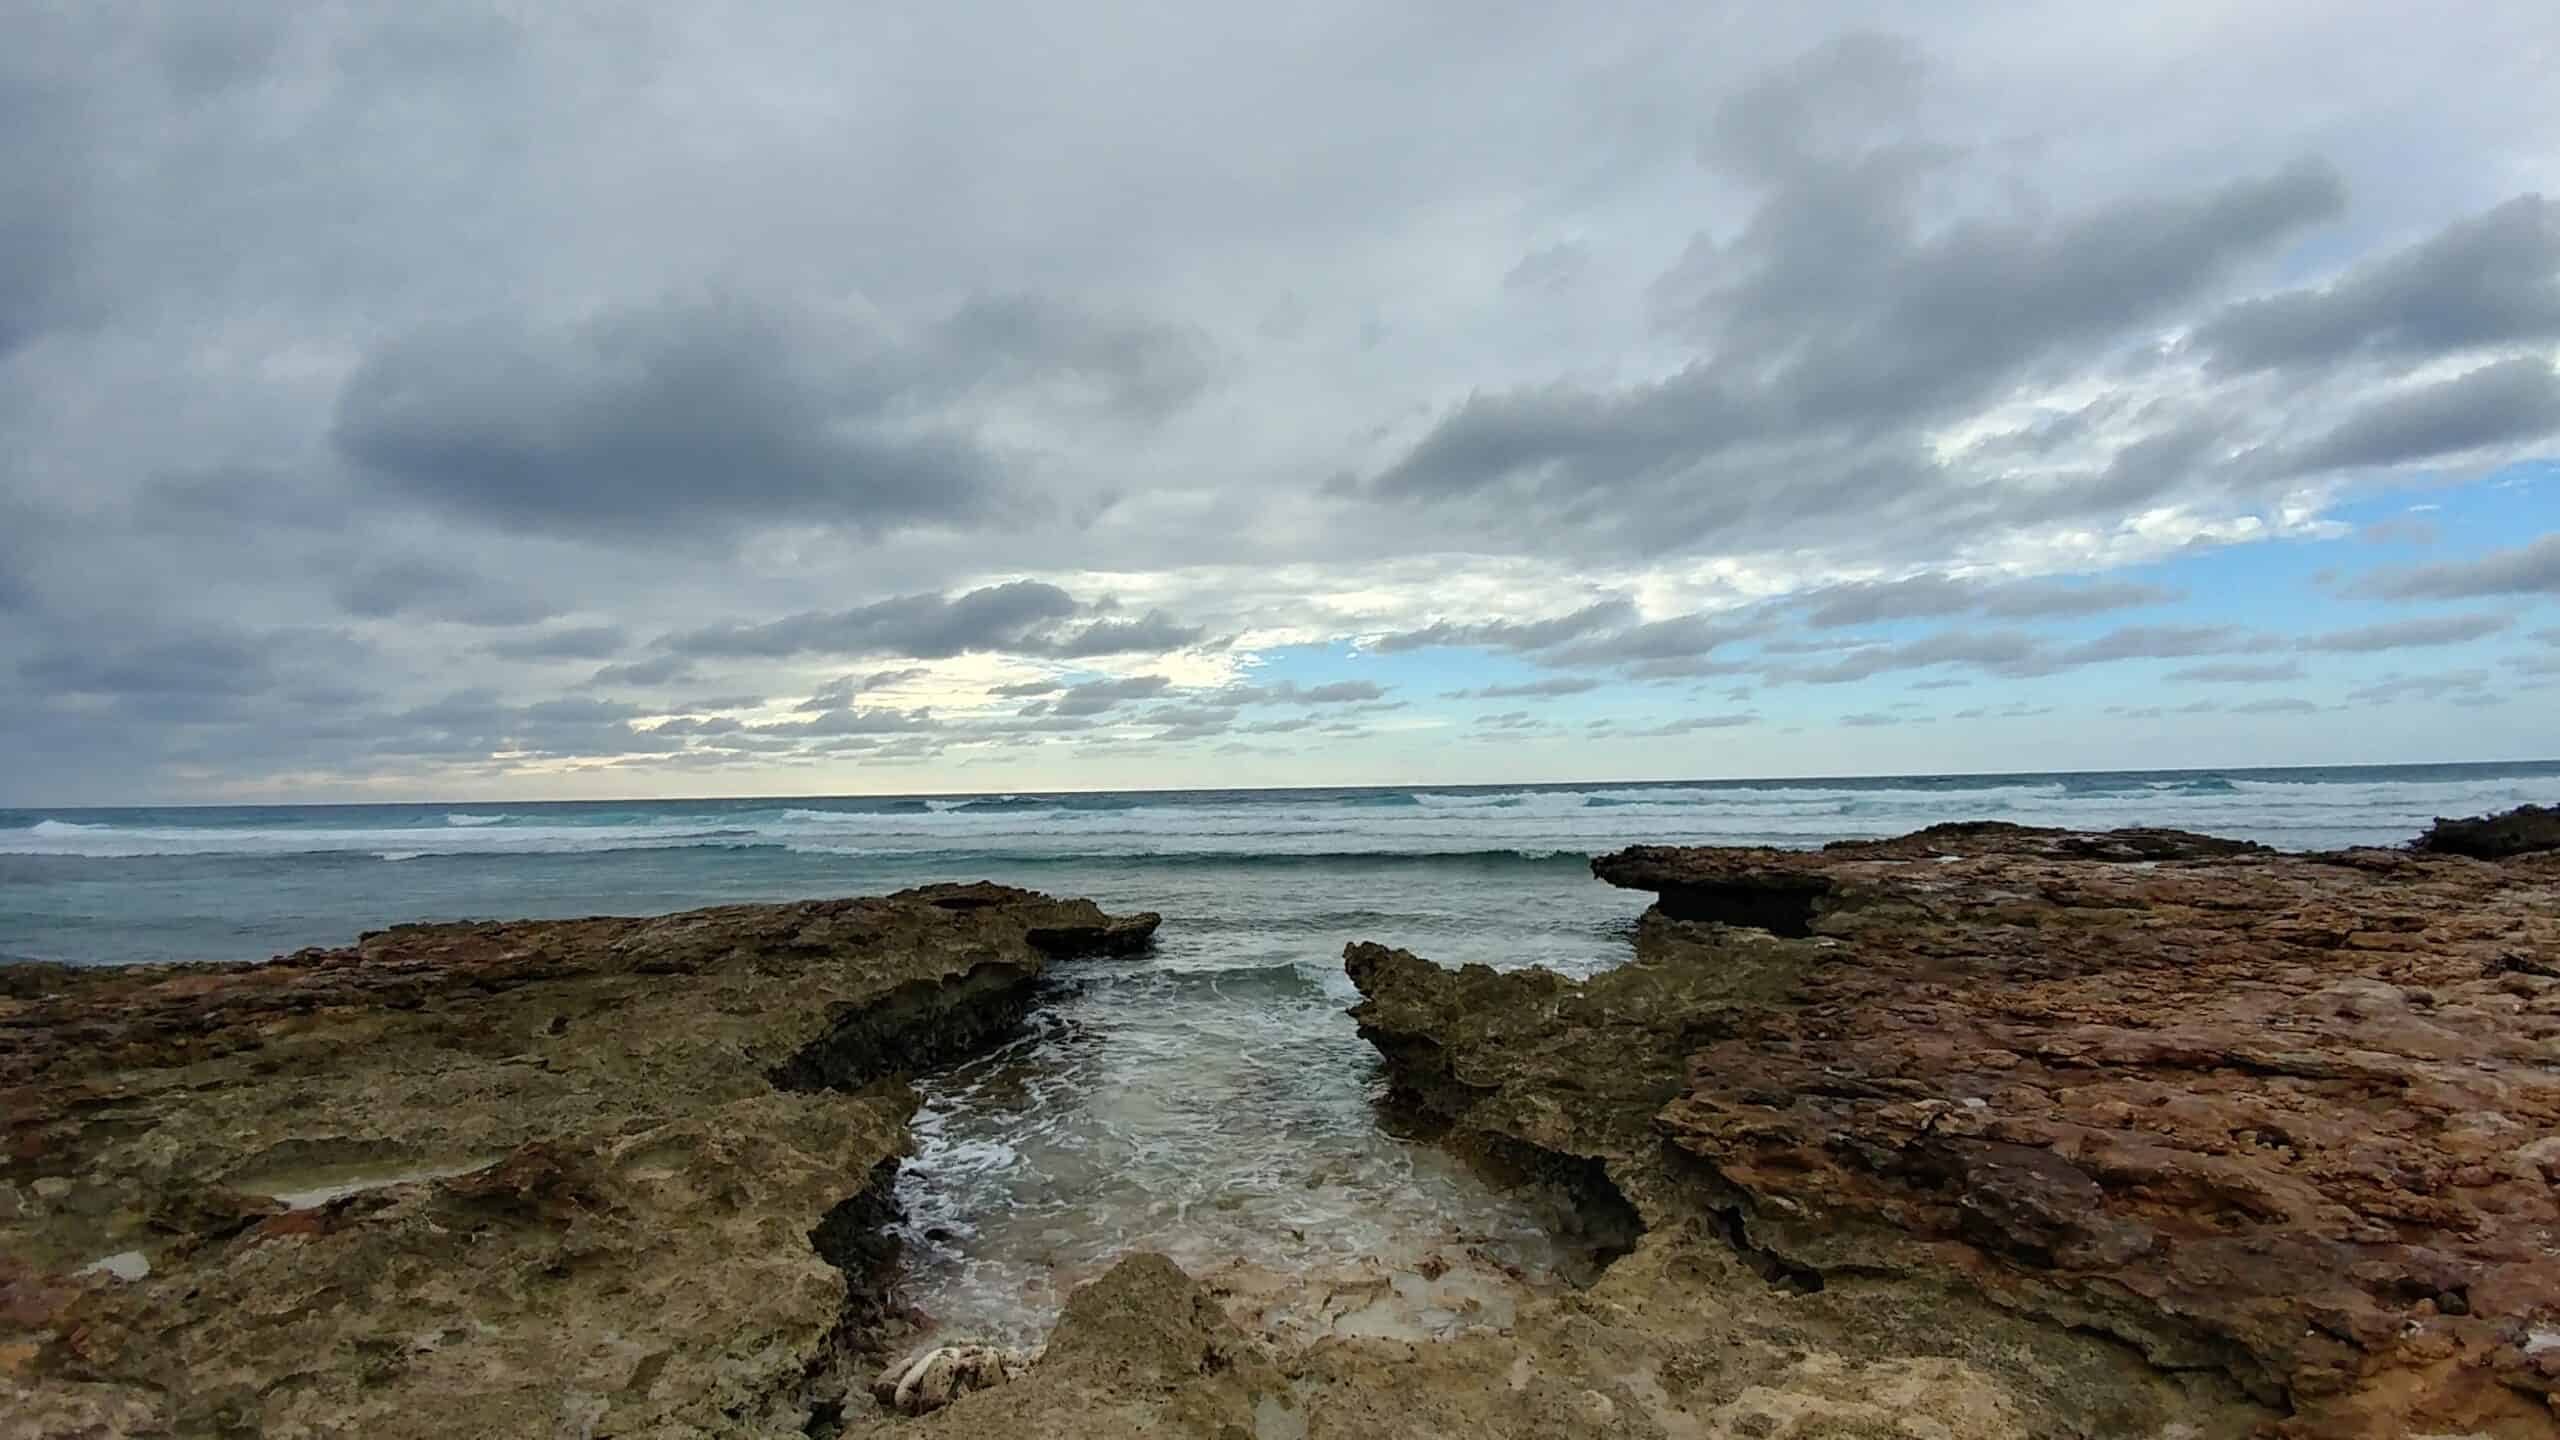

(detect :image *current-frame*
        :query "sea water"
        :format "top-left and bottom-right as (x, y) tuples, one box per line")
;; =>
(8, 762), (2555, 1339)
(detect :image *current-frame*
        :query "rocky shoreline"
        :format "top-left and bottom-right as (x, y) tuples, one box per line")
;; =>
(2, 885), (1158, 1438)
(1352, 821), (2560, 1438)
(5, 821), (2556, 1438)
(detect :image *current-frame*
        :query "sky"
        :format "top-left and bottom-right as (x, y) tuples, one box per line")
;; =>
(4, 2), (2558, 804)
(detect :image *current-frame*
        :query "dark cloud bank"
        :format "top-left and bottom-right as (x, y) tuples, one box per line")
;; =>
(1, 9), (2554, 798)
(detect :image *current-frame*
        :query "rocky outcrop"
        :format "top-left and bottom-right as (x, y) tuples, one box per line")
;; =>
(2420, 802), (2560, 859)
(1352, 826), (2560, 1438)
(0, 884), (1157, 1439)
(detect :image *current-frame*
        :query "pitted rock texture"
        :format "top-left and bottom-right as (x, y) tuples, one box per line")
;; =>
(0, 884), (1157, 1439)
(851, 1242), (2263, 1440)
(1354, 825), (2560, 1439)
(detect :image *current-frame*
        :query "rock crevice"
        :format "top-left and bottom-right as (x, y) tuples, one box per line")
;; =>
(1, 883), (1158, 1438)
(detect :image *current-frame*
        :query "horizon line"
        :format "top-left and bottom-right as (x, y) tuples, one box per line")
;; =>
(12, 755), (2557, 813)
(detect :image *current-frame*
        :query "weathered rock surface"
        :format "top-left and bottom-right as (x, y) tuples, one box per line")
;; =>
(853, 1239), (2256, 1440)
(1352, 824), (2560, 1438)
(2420, 802), (2560, 860)
(0, 884), (1157, 1439)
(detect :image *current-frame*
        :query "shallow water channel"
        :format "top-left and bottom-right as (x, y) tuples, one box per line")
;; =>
(883, 856), (1651, 1344)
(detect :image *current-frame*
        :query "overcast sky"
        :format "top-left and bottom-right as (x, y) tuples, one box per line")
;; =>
(5, 2), (2558, 804)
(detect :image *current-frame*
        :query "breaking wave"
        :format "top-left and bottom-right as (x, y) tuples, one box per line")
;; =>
(6, 763), (2553, 862)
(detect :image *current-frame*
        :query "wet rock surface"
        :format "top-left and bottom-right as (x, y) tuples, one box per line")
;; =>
(2420, 802), (2560, 860)
(1354, 824), (2560, 1438)
(0, 884), (1157, 1438)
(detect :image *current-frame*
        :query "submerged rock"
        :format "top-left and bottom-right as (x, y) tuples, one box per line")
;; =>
(2418, 801), (2560, 859)
(0, 885), (1157, 1438)
(1352, 826), (2560, 1439)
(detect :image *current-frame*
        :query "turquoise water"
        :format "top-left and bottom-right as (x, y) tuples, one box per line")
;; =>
(11, 762), (2554, 1341)
(8, 762), (2553, 968)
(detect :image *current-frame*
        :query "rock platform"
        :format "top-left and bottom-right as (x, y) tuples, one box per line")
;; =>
(1351, 822), (2560, 1438)
(1, 885), (1156, 1438)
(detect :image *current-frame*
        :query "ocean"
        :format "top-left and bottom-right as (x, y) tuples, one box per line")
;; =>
(9, 760), (2555, 1340)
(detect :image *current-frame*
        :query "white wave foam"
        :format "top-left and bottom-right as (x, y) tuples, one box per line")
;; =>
(10, 771), (2553, 860)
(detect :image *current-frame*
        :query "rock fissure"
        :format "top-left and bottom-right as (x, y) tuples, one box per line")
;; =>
(1, 883), (1159, 1438)
(767, 959), (1044, 1094)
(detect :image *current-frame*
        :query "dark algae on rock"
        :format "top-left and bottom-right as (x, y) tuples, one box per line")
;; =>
(0, 884), (1157, 1438)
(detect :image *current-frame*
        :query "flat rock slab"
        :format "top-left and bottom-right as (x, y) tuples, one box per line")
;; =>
(0, 884), (1157, 1439)
(1353, 824), (2560, 1438)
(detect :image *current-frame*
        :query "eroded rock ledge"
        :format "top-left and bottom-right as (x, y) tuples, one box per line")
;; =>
(0, 884), (1157, 1438)
(1351, 823), (2560, 1439)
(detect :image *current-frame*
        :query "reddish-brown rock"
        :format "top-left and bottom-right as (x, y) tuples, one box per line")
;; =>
(1355, 825), (2560, 1439)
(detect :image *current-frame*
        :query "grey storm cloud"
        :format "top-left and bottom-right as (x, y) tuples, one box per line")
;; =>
(1442, 677), (1602, 700)
(1367, 599), (1638, 655)
(1626, 713), (1759, 736)
(2297, 613), (2512, 652)
(1799, 575), (2177, 628)
(376, 691), (685, 761)
(591, 655), (698, 688)
(928, 294), (1222, 421)
(1767, 628), (2047, 684)
(666, 581), (1203, 661)
(333, 558), (558, 627)
(1365, 34), (2354, 556)
(2363, 535), (2560, 600)
(2166, 661), (2304, 685)
(5, 6), (2559, 798)
(484, 625), (629, 662)
(1053, 674), (1174, 716)
(1141, 703), (1243, 740)
(1504, 242), (1591, 293)
(1045, 611), (1212, 659)
(0, 22), (125, 362)
(2289, 357), (2560, 473)
(2349, 670), (2491, 703)
(333, 297), (1012, 542)
(754, 706), (936, 738)
(2053, 625), (2254, 665)
(1763, 621), (2259, 686)
(1225, 680), (1390, 705)
(1545, 613), (1764, 668)
(21, 625), (303, 701)
(793, 667), (932, 712)
(2193, 195), (2560, 373)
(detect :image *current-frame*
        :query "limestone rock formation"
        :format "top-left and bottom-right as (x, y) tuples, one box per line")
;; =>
(1351, 825), (2560, 1439)
(0, 884), (1158, 1439)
